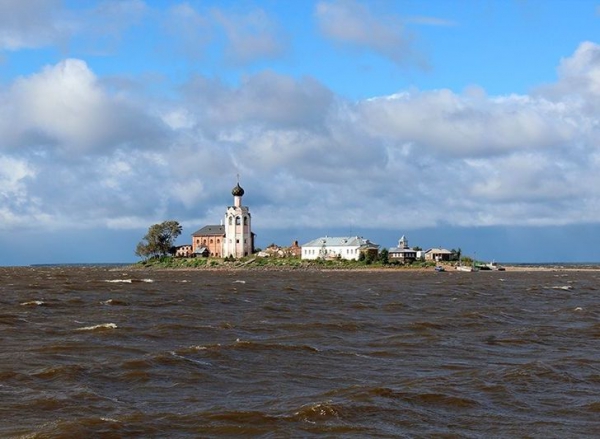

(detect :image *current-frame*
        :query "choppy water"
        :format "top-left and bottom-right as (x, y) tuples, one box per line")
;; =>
(1, 266), (600, 438)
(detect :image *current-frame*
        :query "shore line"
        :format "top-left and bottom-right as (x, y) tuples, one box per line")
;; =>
(125, 263), (600, 273)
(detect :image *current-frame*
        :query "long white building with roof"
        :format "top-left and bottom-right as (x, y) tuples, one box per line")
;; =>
(301, 236), (379, 261)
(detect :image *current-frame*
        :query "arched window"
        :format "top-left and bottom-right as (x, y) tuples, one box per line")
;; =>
(210, 239), (213, 243)
(235, 216), (241, 225)
(243, 216), (248, 225)
(217, 239), (220, 243)
(228, 216), (232, 225)
(202, 239), (207, 245)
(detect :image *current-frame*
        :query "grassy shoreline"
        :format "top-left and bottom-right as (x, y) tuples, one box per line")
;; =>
(133, 256), (418, 271)
(130, 257), (600, 272)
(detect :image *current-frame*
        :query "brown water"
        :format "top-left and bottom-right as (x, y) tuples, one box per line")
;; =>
(1, 266), (600, 438)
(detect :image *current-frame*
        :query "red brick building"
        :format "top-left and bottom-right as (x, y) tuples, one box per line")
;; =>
(191, 225), (225, 257)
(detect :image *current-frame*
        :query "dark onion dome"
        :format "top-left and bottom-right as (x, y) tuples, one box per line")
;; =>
(232, 183), (245, 196)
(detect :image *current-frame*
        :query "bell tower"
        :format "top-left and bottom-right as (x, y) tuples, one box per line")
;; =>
(222, 178), (253, 258)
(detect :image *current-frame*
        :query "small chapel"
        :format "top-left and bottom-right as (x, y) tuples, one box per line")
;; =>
(191, 181), (255, 258)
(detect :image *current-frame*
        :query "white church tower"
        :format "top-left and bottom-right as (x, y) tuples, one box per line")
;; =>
(222, 180), (253, 258)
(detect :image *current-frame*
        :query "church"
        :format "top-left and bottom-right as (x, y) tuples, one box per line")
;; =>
(191, 181), (255, 258)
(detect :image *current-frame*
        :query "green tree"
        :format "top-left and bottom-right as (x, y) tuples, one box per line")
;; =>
(362, 251), (376, 265)
(136, 220), (182, 259)
(451, 248), (462, 261)
(378, 248), (389, 264)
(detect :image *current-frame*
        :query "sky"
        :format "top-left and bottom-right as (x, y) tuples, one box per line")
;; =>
(2, 0), (600, 265)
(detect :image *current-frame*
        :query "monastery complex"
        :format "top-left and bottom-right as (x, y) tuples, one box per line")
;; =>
(177, 181), (457, 264)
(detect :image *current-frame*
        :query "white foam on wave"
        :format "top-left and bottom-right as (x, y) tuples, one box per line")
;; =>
(76, 323), (118, 331)
(20, 300), (45, 306)
(170, 351), (212, 366)
(192, 344), (221, 350)
(233, 280), (246, 284)
(104, 278), (154, 283)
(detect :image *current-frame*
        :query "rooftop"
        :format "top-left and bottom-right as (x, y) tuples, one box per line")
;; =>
(301, 236), (379, 248)
(192, 225), (225, 236)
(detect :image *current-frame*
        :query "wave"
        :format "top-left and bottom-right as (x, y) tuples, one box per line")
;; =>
(408, 320), (446, 331)
(76, 323), (117, 331)
(104, 279), (154, 283)
(169, 351), (212, 367)
(20, 300), (46, 306)
(101, 299), (129, 306)
(332, 385), (480, 408)
(292, 401), (342, 421)
(232, 339), (320, 353)
(548, 285), (574, 291)
(31, 364), (86, 380)
(174, 340), (320, 355)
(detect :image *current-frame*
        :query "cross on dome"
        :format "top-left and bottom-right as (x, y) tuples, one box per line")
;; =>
(232, 178), (245, 197)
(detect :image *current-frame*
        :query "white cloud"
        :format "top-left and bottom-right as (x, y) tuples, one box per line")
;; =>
(163, 2), (212, 59)
(315, 0), (427, 68)
(4, 42), (600, 238)
(0, 0), (70, 50)
(0, 0), (146, 53)
(1, 58), (167, 153)
(182, 70), (334, 131)
(212, 7), (288, 65)
(162, 3), (287, 65)
(9, 59), (108, 150)
(358, 91), (575, 157)
(0, 155), (34, 201)
(79, 0), (147, 53)
(0, 155), (51, 230)
(536, 41), (600, 111)
(91, 0), (147, 32)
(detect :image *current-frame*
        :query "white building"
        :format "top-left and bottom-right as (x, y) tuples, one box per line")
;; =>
(388, 235), (417, 264)
(425, 248), (453, 262)
(301, 236), (379, 261)
(222, 182), (254, 258)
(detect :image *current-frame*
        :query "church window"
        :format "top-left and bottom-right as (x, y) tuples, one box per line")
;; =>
(236, 239), (240, 244)
(243, 216), (248, 225)
(210, 239), (213, 243)
(217, 239), (220, 243)
(235, 216), (241, 225)
(228, 216), (233, 225)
